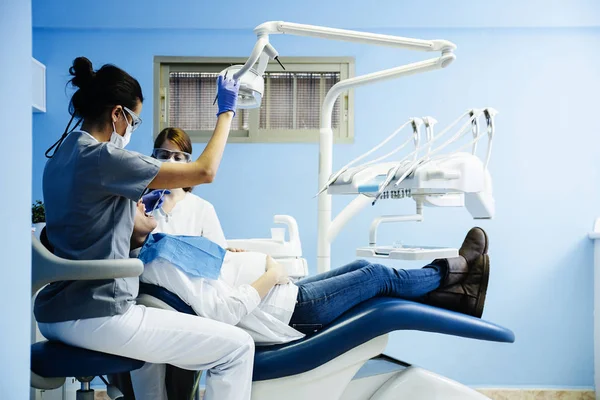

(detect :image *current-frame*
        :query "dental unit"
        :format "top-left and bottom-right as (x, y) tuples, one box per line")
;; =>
(30, 21), (513, 400)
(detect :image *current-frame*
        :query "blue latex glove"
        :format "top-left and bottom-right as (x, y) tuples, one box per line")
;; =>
(216, 75), (240, 117)
(141, 190), (171, 213)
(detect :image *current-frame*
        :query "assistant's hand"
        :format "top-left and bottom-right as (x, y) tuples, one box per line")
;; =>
(216, 75), (240, 117)
(141, 190), (171, 213)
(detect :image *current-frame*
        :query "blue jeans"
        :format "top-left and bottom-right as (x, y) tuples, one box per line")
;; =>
(288, 259), (445, 334)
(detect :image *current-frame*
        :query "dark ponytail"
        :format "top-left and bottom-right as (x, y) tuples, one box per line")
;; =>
(69, 57), (95, 92)
(46, 57), (144, 158)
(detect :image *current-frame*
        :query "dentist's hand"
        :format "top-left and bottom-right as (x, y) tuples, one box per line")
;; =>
(216, 75), (240, 117)
(141, 190), (171, 213)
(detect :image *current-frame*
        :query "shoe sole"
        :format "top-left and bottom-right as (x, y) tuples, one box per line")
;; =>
(473, 254), (490, 318)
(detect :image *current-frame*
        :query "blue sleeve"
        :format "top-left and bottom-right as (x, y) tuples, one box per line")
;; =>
(99, 144), (162, 202)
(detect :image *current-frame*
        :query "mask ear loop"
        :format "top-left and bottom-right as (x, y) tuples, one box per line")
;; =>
(45, 114), (82, 158)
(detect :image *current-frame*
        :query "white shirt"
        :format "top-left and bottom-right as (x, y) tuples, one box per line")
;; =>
(147, 192), (303, 344)
(140, 250), (304, 345)
(151, 192), (228, 249)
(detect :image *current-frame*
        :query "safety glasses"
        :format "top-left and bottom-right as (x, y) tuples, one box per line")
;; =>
(152, 148), (192, 163)
(123, 106), (142, 132)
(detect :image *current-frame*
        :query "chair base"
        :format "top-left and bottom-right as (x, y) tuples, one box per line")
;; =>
(252, 335), (388, 400)
(252, 335), (490, 400)
(76, 389), (94, 400)
(367, 366), (490, 400)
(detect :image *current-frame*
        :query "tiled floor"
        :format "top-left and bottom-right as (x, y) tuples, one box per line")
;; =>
(94, 389), (595, 399)
(477, 390), (595, 400)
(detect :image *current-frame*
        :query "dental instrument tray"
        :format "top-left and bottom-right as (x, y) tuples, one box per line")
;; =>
(356, 244), (458, 261)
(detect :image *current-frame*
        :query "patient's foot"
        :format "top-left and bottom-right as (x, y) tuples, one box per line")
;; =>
(459, 226), (488, 264)
(433, 227), (489, 289)
(424, 254), (490, 318)
(422, 227), (490, 318)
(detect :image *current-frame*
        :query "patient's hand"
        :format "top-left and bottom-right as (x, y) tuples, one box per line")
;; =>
(266, 256), (289, 285)
(226, 247), (246, 253)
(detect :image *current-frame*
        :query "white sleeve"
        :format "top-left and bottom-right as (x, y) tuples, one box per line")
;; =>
(201, 202), (228, 248)
(141, 260), (261, 326)
(184, 280), (262, 326)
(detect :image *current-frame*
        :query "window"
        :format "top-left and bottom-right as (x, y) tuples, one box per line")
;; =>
(154, 57), (354, 143)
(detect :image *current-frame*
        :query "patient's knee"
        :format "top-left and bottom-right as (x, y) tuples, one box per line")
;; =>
(355, 259), (372, 268)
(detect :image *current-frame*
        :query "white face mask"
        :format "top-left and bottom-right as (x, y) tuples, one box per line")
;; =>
(110, 109), (133, 148)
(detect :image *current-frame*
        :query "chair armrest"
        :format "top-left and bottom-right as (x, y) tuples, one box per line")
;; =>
(227, 214), (302, 257)
(32, 236), (144, 295)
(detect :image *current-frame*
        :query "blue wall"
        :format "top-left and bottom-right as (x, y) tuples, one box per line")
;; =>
(31, 0), (600, 30)
(31, 1), (599, 390)
(0, 0), (32, 399)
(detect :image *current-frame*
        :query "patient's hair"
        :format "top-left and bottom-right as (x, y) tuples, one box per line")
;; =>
(68, 56), (143, 123)
(154, 127), (194, 192)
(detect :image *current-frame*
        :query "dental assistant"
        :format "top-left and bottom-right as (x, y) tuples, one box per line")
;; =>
(34, 57), (261, 400)
(142, 127), (228, 249)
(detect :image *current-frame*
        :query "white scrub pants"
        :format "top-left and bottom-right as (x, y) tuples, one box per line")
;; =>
(39, 304), (254, 400)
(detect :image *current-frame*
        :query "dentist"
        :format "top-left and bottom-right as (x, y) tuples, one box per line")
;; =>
(35, 57), (260, 400)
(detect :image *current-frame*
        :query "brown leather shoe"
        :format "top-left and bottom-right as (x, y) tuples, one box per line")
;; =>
(423, 254), (490, 318)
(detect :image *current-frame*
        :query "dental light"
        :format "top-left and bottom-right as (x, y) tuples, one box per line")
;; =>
(218, 38), (284, 109)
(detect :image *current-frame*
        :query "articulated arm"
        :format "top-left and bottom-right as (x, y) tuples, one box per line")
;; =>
(234, 21), (457, 272)
(254, 21), (456, 53)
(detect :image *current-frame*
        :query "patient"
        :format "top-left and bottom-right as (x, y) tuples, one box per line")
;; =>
(131, 201), (490, 345)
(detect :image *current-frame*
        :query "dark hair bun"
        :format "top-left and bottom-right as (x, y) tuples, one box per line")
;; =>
(69, 57), (95, 89)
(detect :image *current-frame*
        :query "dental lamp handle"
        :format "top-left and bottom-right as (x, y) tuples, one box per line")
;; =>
(264, 43), (279, 59)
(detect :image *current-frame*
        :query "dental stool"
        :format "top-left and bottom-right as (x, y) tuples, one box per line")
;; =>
(138, 282), (515, 400)
(30, 232), (146, 400)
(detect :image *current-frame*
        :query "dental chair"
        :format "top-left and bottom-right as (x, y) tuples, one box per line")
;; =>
(140, 286), (513, 400)
(30, 231), (146, 400)
(134, 214), (515, 400)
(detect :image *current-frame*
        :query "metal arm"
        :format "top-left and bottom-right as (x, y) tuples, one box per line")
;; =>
(254, 21), (456, 53)
(232, 36), (278, 80)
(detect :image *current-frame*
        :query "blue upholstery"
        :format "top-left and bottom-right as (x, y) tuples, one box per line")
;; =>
(140, 282), (195, 314)
(31, 341), (144, 378)
(138, 283), (515, 381)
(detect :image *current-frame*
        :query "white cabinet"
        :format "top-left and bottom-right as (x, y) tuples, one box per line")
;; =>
(32, 58), (46, 113)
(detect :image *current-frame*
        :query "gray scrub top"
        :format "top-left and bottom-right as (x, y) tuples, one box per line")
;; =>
(34, 131), (162, 323)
